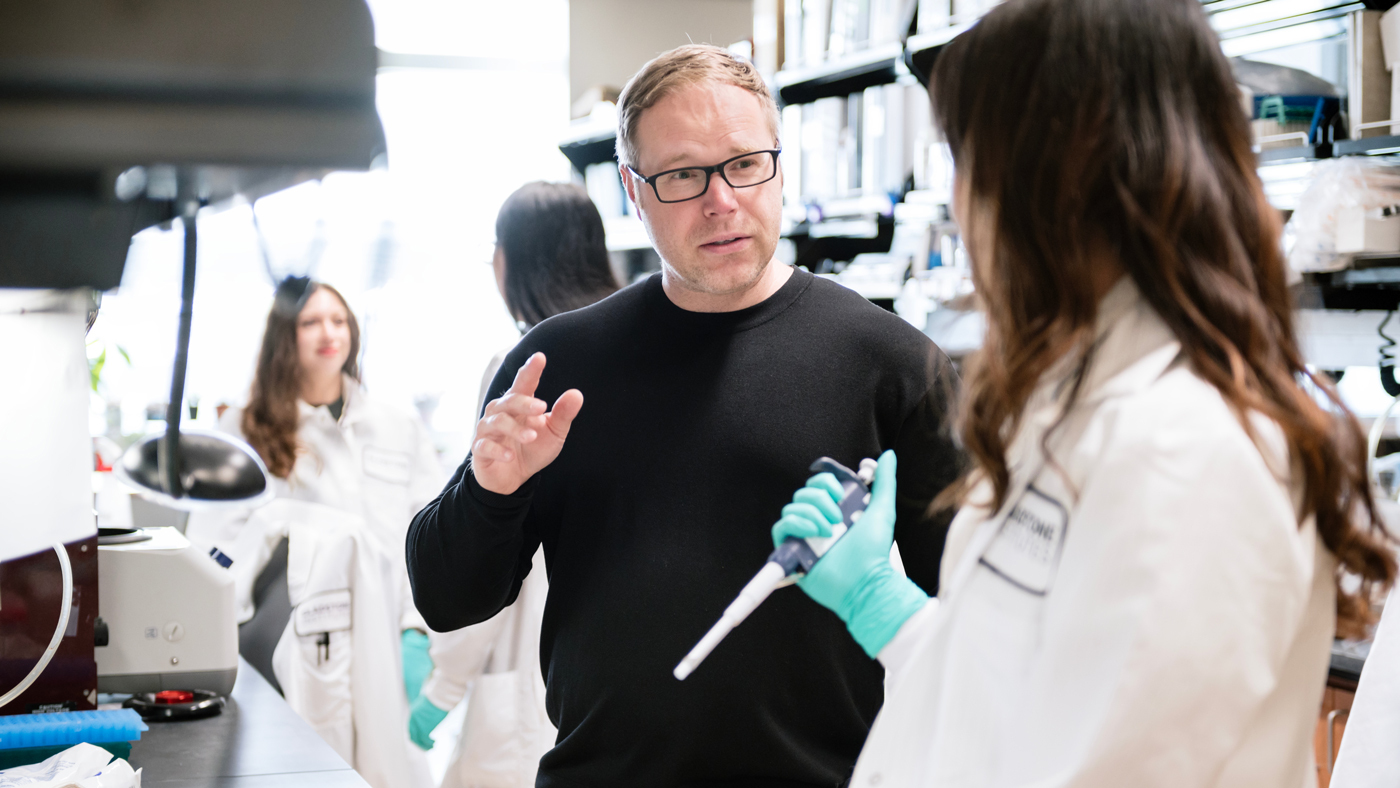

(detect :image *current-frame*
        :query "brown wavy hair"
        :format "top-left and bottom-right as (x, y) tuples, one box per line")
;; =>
(242, 281), (360, 478)
(931, 0), (1395, 635)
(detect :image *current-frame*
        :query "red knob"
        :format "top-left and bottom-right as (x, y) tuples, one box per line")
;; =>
(154, 690), (194, 705)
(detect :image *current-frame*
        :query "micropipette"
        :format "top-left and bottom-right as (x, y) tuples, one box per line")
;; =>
(673, 456), (878, 681)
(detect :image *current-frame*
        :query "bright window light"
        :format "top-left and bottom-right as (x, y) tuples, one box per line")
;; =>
(91, 1), (573, 468)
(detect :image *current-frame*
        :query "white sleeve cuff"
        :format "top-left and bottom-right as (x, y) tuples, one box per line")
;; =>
(877, 598), (938, 671)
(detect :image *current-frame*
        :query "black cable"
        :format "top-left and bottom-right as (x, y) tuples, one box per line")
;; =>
(1379, 311), (1400, 397)
(162, 208), (198, 498)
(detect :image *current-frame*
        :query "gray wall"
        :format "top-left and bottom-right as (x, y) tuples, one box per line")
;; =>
(570, 0), (753, 105)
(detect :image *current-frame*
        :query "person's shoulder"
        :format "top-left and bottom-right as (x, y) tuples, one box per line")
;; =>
(1105, 365), (1291, 493)
(795, 273), (939, 361)
(514, 275), (650, 350)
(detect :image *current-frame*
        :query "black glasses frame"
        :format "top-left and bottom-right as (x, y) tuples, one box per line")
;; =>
(626, 149), (782, 204)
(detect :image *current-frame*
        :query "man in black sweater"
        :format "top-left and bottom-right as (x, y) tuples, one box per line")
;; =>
(408, 44), (963, 787)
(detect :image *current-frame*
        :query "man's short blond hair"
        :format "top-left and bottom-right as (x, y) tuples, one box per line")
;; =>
(615, 44), (781, 169)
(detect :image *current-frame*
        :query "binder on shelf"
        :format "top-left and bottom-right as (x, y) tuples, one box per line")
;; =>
(803, 0), (834, 66)
(861, 87), (883, 198)
(916, 0), (951, 34)
(785, 0), (805, 69)
(782, 104), (804, 208)
(584, 163), (628, 221)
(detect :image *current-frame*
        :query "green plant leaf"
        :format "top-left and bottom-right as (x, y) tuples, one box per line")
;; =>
(89, 348), (106, 393)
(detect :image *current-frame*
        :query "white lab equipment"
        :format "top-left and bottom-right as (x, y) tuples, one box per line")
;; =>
(848, 280), (1337, 788)
(96, 527), (238, 695)
(0, 290), (94, 564)
(0, 291), (94, 711)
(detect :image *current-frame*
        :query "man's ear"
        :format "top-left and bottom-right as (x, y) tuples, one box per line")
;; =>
(619, 164), (640, 210)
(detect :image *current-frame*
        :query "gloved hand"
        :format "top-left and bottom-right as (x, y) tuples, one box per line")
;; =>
(770, 450), (928, 657)
(408, 694), (450, 751)
(401, 629), (433, 702)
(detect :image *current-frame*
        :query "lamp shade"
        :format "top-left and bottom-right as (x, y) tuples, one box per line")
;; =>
(115, 430), (274, 511)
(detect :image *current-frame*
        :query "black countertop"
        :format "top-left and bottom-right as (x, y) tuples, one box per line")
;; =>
(128, 658), (369, 788)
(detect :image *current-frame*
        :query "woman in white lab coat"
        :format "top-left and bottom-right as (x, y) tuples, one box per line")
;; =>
(772, 1), (1398, 785)
(187, 278), (443, 788)
(407, 182), (617, 788)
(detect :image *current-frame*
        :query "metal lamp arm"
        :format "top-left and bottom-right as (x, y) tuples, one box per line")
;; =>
(161, 198), (200, 499)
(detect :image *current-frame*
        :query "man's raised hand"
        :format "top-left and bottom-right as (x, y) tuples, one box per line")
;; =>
(472, 353), (584, 495)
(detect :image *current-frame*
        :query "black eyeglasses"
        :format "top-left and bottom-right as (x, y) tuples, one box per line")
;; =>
(626, 149), (781, 204)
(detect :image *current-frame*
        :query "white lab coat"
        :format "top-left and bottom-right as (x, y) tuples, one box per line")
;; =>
(851, 280), (1337, 788)
(422, 550), (554, 788)
(190, 375), (445, 629)
(419, 347), (556, 788)
(186, 378), (445, 788)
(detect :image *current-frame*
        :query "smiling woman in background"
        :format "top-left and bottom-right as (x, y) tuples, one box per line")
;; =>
(189, 276), (444, 722)
(770, 0), (1398, 785)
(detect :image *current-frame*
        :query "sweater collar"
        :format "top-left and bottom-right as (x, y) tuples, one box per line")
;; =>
(297, 374), (364, 426)
(645, 265), (813, 334)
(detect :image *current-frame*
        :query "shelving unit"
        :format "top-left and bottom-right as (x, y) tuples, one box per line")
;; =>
(1258, 143), (1333, 164)
(1334, 135), (1400, 157)
(555, 0), (1400, 343)
(902, 22), (973, 87)
(774, 43), (904, 105)
(559, 118), (620, 175)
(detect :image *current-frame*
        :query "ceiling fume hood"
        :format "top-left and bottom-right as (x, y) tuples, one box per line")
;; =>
(0, 0), (386, 289)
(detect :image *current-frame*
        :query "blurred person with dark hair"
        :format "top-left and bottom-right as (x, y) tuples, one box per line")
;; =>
(187, 278), (443, 788)
(769, 0), (1398, 784)
(406, 182), (617, 788)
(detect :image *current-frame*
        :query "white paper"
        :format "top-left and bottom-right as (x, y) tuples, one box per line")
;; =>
(0, 743), (112, 788)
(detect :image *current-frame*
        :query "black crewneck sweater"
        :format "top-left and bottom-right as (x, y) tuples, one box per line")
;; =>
(408, 269), (963, 787)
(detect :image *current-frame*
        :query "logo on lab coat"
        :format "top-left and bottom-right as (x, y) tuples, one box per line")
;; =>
(978, 486), (1068, 595)
(294, 588), (353, 635)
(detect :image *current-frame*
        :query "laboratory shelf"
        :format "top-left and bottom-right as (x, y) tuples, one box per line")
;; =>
(1257, 142), (1332, 164)
(559, 119), (618, 175)
(1304, 266), (1400, 311)
(775, 43), (905, 106)
(903, 23), (975, 87)
(1334, 134), (1400, 157)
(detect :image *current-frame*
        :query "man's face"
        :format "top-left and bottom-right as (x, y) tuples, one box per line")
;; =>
(623, 82), (782, 299)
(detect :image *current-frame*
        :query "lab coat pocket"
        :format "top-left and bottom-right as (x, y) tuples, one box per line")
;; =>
(363, 446), (412, 485)
(273, 619), (354, 764)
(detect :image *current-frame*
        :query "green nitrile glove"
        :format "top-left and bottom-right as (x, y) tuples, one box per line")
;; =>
(401, 629), (432, 702)
(769, 450), (928, 657)
(408, 694), (450, 751)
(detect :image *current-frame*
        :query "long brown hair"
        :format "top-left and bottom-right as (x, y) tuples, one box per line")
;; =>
(243, 280), (360, 478)
(931, 0), (1395, 635)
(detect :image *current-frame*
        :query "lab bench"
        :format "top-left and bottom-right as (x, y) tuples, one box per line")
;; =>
(128, 658), (369, 788)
